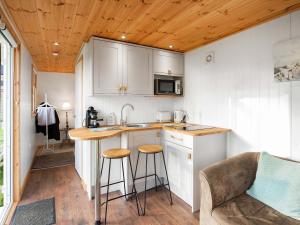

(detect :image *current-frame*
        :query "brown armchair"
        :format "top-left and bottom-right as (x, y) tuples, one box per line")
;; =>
(199, 152), (300, 225)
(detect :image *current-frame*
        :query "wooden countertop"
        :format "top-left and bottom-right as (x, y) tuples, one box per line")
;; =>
(68, 123), (231, 141)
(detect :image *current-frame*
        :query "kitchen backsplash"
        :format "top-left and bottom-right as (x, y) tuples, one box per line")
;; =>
(84, 95), (184, 124)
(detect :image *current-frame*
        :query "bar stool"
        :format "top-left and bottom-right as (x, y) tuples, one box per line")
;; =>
(100, 148), (141, 224)
(133, 144), (173, 215)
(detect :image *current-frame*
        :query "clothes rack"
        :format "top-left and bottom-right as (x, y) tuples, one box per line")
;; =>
(36, 93), (56, 153)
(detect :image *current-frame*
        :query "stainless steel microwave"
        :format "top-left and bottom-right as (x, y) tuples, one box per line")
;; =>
(154, 78), (182, 95)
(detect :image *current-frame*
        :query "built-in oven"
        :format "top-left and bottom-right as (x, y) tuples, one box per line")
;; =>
(154, 78), (182, 95)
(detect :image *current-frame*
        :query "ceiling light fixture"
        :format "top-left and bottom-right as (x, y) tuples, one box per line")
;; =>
(169, 45), (173, 49)
(121, 35), (126, 39)
(52, 52), (59, 56)
(53, 42), (60, 46)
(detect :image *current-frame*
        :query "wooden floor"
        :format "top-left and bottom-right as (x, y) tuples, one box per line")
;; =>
(20, 165), (199, 225)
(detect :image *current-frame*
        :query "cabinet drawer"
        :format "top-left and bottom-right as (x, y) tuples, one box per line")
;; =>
(164, 130), (193, 149)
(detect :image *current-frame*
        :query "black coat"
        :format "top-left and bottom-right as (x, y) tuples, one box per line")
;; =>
(35, 105), (60, 141)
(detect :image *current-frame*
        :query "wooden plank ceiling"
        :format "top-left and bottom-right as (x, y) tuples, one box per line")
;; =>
(4, 0), (300, 73)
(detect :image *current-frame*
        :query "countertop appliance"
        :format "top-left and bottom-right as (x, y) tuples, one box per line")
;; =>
(85, 106), (100, 128)
(156, 111), (172, 122)
(175, 125), (214, 131)
(174, 110), (185, 123)
(154, 77), (182, 95)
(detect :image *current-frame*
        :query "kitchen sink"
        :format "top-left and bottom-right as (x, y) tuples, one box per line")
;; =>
(90, 127), (120, 132)
(125, 123), (151, 128)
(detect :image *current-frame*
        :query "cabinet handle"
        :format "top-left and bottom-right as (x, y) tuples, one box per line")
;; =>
(119, 85), (123, 92)
(187, 153), (192, 160)
(170, 135), (183, 142)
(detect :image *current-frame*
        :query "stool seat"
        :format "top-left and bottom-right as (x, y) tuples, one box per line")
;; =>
(102, 148), (131, 159)
(138, 144), (163, 154)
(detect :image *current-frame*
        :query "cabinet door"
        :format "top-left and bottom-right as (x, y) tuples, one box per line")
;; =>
(128, 130), (161, 190)
(164, 141), (192, 205)
(153, 50), (184, 76)
(123, 45), (153, 95)
(93, 40), (122, 94)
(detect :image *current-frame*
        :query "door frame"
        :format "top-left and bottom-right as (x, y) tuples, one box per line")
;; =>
(0, 3), (23, 223)
(12, 45), (20, 202)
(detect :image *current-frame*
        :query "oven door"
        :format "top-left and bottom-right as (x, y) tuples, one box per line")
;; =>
(155, 79), (175, 95)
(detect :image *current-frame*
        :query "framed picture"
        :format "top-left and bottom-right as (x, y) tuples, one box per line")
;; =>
(273, 37), (300, 82)
(31, 65), (37, 116)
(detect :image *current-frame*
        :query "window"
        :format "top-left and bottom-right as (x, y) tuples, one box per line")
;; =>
(0, 31), (14, 223)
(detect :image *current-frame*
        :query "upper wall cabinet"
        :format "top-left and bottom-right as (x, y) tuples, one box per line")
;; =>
(93, 41), (123, 94)
(153, 50), (184, 76)
(123, 45), (153, 95)
(85, 38), (184, 96)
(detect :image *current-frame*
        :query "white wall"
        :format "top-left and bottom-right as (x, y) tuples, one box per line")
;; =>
(20, 45), (36, 186)
(85, 96), (180, 124)
(184, 10), (300, 160)
(36, 72), (74, 145)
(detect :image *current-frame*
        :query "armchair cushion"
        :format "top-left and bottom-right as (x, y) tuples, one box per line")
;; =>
(247, 152), (300, 220)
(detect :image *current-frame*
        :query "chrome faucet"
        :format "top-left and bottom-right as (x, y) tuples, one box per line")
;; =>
(120, 103), (134, 126)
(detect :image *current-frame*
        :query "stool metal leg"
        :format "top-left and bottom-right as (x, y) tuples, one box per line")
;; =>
(161, 152), (173, 205)
(104, 159), (112, 225)
(143, 153), (148, 215)
(134, 151), (140, 181)
(128, 156), (142, 216)
(100, 157), (104, 178)
(121, 158), (128, 200)
(153, 153), (158, 191)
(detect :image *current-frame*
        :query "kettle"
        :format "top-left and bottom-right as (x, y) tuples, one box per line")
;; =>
(174, 110), (185, 123)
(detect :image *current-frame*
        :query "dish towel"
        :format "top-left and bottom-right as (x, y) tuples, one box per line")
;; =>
(37, 107), (56, 126)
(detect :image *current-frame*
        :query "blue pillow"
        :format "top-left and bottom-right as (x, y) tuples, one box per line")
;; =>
(247, 152), (300, 220)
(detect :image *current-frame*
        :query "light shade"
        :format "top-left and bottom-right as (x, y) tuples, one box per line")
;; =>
(62, 102), (72, 110)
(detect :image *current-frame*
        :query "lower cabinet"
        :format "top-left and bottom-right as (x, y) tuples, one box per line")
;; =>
(163, 130), (227, 212)
(77, 136), (121, 199)
(122, 129), (161, 192)
(164, 141), (193, 206)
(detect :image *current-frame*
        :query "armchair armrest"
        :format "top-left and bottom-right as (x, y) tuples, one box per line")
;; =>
(199, 152), (259, 211)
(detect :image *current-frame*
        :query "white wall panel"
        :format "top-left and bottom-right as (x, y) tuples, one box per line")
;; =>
(20, 45), (36, 186)
(184, 10), (300, 159)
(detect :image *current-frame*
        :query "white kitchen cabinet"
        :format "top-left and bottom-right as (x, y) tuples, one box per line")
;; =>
(87, 38), (156, 96)
(164, 141), (193, 206)
(123, 45), (153, 95)
(162, 130), (227, 212)
(153, 50), (184, 76)
(81, 136), (122, 199)
(84, 37), (184, 96)
(93, 40), (123, 94)
(121, 129), (162, 192)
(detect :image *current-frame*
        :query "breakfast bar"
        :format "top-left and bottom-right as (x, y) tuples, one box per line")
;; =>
(68, 123), (230, 224)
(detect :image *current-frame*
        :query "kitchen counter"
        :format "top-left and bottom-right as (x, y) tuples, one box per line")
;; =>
(68, 123), (230, 141)
(69, 122), (230, 221)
